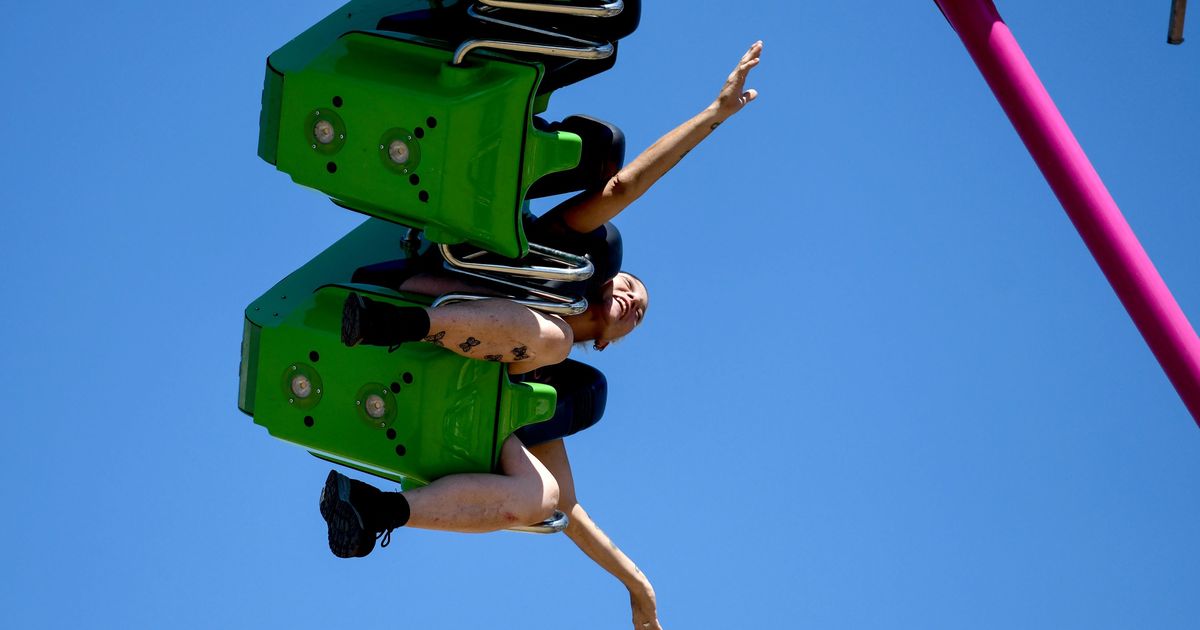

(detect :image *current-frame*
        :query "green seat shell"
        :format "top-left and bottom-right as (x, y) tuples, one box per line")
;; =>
(239, 219), (557, 487)
(259, 2), (584, 258)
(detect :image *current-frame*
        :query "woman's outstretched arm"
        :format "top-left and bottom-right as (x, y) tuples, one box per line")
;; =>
(527, 439), (664, 630)
(560, 41), (764, 233)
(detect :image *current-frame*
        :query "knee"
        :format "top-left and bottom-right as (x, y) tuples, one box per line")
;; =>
(539, 335), (572, 368)
(499, 436), (560, 524)
(531, 315), (572, 368)
(524, 472), (559, 524)
(511, 470), (558, 525)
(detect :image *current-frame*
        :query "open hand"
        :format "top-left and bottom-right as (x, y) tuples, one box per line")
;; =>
(713, 40), (763, 120)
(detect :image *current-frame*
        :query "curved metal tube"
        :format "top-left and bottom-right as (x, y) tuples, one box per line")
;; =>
(508, 510), (569, 534)
(433, 264), (590, 315)
(439, 243), (594, 282)
(453, 37), (613, 65)
(477, 0), (624, 18)
(454, 4), (616, 64)
(433, 292), (587, 316)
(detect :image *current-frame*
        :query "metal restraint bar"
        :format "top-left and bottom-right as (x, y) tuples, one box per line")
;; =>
(453, 3), (615, 65)
(440, 243), (593, 282)
(509, 510), (570, 534)
(477, 0), (624, 18)
(434, 290), (586, 316)
(432, 271), (588, 315)
(435, 242), (593, 316)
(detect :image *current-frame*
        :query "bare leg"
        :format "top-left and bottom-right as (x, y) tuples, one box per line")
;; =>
(402, 435), (560, 533)
(422, 299), (572, 370)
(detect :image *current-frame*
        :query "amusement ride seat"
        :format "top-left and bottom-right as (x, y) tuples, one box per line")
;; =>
(240, 0), (637, 531)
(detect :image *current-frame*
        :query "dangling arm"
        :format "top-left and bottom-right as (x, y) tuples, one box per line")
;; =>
(559, 41), (764, 234)
(527, 439), (663, 630)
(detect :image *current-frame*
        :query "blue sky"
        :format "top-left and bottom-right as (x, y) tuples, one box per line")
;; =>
(3, 1), (1198, 628)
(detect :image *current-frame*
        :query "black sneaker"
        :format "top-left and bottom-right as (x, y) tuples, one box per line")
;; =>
(319, 470), (394, 558)
(340, 293), (429, 350)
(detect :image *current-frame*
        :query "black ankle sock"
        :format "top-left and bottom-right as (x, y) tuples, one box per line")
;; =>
(362, 297), (431, 346)
(348, 478), (411, 531)
(378, 492), (411, 530)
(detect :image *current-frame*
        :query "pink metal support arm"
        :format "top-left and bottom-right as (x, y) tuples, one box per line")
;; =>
(934, 0), (1200, 427)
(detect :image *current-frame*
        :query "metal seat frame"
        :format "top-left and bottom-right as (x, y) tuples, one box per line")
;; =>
(434, 241), (594, 316)
(453, 1), (623, 65)
(443, 1), (628, 312)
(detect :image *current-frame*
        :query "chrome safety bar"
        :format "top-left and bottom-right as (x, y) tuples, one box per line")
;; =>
(442, 265), (588, 308)
(454, 39), (613, 64)
(434, 252), (590, 315)
(508, 510), (569, 534)
(439, 242), (594, 282)
(454, 4), (615, 64)
(433, 291), (587, 316)
(436, 241), (592, 315)
(477, 0), (624, 18)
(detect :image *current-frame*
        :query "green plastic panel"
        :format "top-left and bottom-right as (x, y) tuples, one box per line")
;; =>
(256, 64), (283, 165)
(238, 318), (262, 415)
(266, 1), (438, 74)
(258, 0), (582, 258)
(241, 219), (556, 486)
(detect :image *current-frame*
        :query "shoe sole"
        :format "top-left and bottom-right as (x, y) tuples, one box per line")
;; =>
(320, 470), (370, 558)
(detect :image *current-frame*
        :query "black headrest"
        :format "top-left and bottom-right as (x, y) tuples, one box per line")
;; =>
(527, 114), (625, 199)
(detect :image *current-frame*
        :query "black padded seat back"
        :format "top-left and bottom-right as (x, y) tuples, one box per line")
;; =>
(481, 0), (642, 44)
(376, 1), (640, 92)
(513, 359), (608, 446)
(526, 114), (625, 199)
(379, 1), (641, 45)
(376, 5), (468, 42)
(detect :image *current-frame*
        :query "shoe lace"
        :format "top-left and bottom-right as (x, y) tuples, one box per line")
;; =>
(377, 527), (395, 548)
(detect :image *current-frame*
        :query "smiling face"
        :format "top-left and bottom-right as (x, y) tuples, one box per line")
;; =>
(595, 272), (649, 350)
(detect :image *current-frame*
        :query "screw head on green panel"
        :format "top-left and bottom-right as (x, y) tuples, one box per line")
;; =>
(355, 383), (397, 429)
(388, 140), (411, 164)
(313, 120), (336, 145)
(304, 109), (346, 155)
(364, 394), (386, 419)
(281, 363), (323, 410)
(379, 128), (421, 175)
(291, 374), (313, 398)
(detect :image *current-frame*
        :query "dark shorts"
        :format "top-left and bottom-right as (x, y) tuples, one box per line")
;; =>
(513, 359), (607, 447)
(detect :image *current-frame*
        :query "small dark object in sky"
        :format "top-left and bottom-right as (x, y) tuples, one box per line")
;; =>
(1168, 0), (1187, 45)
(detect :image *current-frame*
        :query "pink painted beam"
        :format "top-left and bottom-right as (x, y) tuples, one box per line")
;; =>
(934, 0), (1200, 426)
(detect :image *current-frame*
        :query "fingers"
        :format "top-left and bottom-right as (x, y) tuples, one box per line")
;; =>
(715, 40), (763, 115)
(730, 41), (763, 71)
(740, 40), (764, 66)
(731, 42), (762, 104)
(730, 41), (763, 84)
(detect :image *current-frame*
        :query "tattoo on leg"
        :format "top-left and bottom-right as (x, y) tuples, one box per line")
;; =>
(484, 354), (503, 362)
(459, 337), (481, 353)
(512, 346), (529, 361)
(423, 331), (446, 347)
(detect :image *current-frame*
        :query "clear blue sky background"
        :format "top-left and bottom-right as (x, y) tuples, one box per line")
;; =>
(3, 1), (1198, 628)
